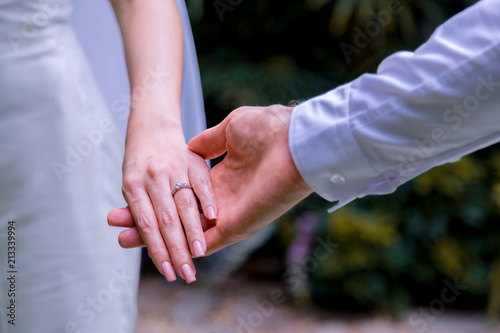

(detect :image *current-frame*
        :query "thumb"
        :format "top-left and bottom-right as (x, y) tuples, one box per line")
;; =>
(188, 116), (230, 160)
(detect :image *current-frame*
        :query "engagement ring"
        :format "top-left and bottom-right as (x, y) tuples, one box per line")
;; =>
(171, 182), (193, 196)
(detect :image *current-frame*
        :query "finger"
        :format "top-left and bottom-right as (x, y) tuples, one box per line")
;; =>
(204, 226), (230, 256)
(118, 227), (145, 248)
(124, 187), (177, 282)
(189, 158), (218, 221)
(149, 183), (197, 283)
(173, 186), (207, 259)
(188, 114), (231, 159)
(107, 207), (135, 228)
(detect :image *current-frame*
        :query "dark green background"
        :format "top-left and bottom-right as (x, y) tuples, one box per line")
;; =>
(183, 0), (500, 315)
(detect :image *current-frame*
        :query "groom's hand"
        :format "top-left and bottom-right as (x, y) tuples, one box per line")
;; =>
(108, 105), (313, 255)
(188, 104), (313, 254)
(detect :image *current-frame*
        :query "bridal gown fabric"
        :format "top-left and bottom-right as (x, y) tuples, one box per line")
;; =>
(0, 0), (206, 332)
(71, 0), (207, 139)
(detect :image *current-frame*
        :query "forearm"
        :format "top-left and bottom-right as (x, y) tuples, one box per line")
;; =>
(110, 0), (185, 145)
(290, 0), (500, 211)
(109, 0), (215, 283)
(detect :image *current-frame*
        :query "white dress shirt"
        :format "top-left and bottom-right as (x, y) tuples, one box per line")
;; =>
(289, 0), (500, 212)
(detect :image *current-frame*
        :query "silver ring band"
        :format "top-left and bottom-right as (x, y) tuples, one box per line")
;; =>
(171, 182), (193, 196)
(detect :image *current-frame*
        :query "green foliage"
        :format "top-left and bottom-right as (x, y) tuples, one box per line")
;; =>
(282, 152), (500, 313)
(187, 0), (498, 313)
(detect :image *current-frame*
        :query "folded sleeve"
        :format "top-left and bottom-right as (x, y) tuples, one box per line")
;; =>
(289, 0), (500, 212)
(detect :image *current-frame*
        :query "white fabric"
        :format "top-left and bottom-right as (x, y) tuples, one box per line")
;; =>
(0, 0), (206, 332)
(0, 1), (140, 332)
(71, 0), (131, 135)
(71, 0), (207, 141)
(290, 0), (500, 212)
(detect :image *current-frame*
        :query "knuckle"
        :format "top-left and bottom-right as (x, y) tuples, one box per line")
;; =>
(145, 162), (165, 179)
(136, 215), (155, 232)
(122, 174), (141, 194)
(175, 195), (197, 211)
(192, 176), (210, 189)
(158, 208), (177, 229)
(167, 245), (186, 258)
(233, 106), (247, 114)
(225, 118), (239, 135)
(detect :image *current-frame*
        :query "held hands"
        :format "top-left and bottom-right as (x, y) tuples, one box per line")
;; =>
(116, 118), (217, 283)
(108, 105), (313, 274)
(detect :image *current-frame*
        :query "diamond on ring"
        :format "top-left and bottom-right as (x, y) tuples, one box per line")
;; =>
(171, 182), (193, 196)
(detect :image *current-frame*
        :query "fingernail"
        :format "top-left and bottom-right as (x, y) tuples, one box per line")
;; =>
(207, 206), (217, 220)
(181, 264), (196, 283)
(193, 240), (205, 258)
(162, 261), (177, 282)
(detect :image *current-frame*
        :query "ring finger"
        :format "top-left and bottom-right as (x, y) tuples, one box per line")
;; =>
(171, 180), (207, 259)
(148, 180), (197, 283)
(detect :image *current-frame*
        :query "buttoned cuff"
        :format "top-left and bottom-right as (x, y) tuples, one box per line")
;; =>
(289, 84), (382, 212)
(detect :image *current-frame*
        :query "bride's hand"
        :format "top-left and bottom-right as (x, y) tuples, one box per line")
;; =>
(108, 0), (215, 283)
(118, 122), (217, 283)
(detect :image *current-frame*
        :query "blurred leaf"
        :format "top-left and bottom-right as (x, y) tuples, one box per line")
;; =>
(186, 0), (205, 22)
(329, 0), (355, 36)
(398, 0), (418, 41)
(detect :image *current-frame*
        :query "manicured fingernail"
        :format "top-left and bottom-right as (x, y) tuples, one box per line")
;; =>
(181, 264), (196, 283)
(162, 261), (177, 282)
(207, 206), (217, 220)
(193, 240), (205, 258)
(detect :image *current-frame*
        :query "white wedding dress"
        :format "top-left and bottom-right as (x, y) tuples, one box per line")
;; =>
(0, 0), (206, 332)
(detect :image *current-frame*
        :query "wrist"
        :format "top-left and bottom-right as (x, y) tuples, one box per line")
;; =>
(125, 112), (186, 149)
(265, 104), (313, 199)
(127, 99), (183, 130)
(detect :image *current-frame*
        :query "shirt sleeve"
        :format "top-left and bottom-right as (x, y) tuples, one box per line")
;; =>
(289, 0), (500, 212)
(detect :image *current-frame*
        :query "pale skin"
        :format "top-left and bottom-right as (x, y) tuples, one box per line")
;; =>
(109, 0), (218, 283)
(108, 105), (314, 257)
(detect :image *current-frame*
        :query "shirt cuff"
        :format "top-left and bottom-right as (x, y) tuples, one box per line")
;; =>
(289, 83), (384, 210)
